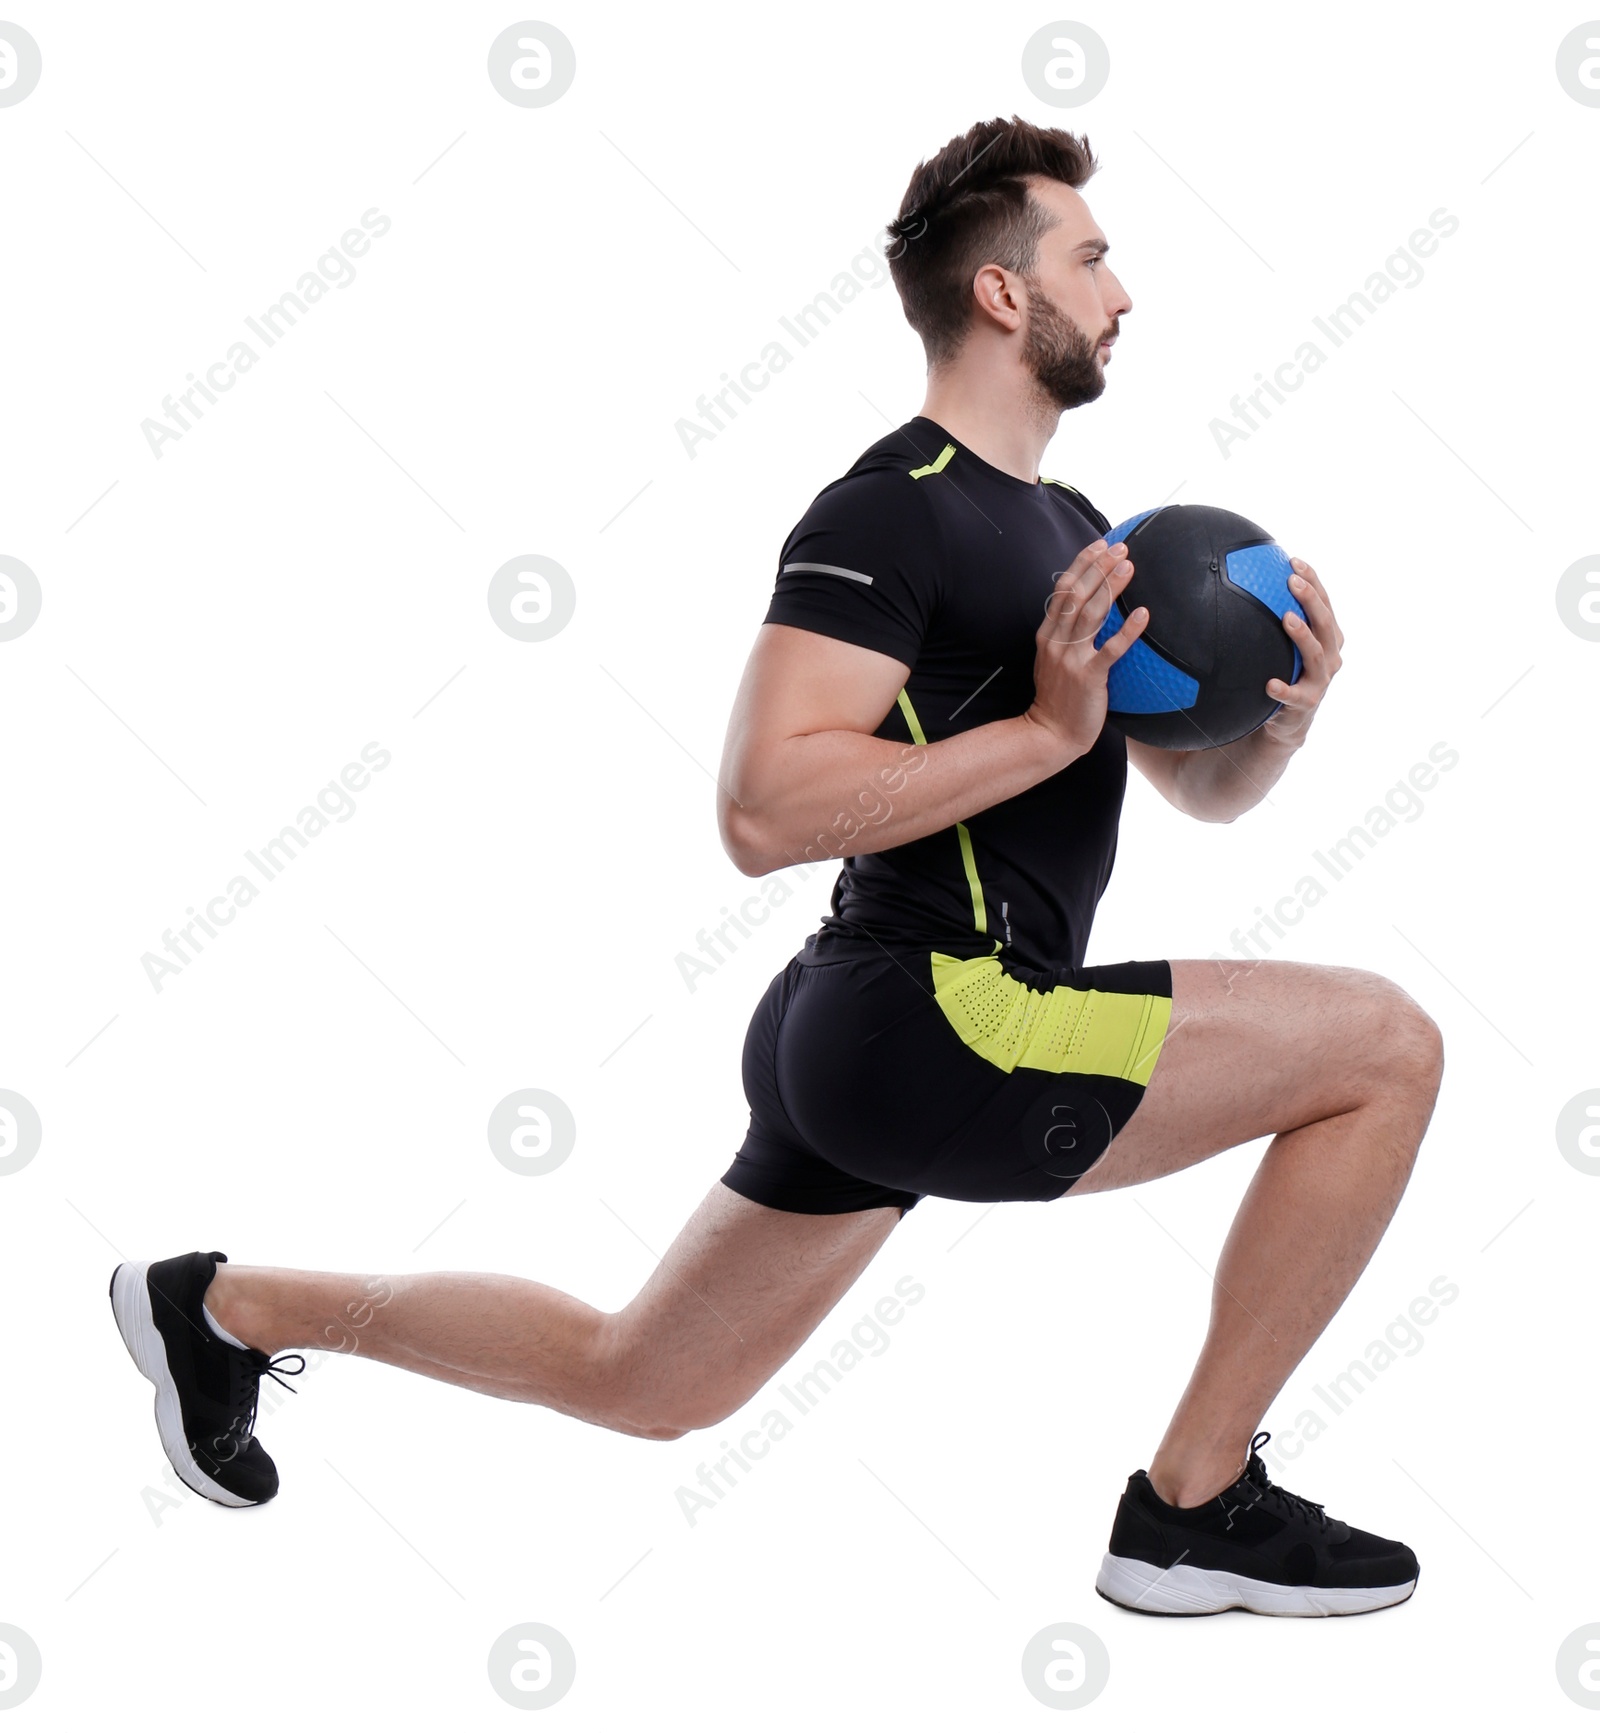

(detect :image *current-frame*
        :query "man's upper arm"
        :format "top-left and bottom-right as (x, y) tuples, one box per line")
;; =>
(717, 624), (914, 870)
(718, 468), (939, 864)
(760, 466), (941, 666)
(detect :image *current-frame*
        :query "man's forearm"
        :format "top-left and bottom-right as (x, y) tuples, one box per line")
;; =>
(723, 714), (1076, 876)
(1172, 724), (1304, 822)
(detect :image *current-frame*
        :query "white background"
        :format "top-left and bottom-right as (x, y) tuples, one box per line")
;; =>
(2, 0), (1595, 1725)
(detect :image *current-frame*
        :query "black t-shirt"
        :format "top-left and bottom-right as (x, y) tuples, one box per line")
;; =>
(763, 415), (1127, 975)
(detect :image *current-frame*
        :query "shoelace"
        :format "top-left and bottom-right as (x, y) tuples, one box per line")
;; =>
(260, 1352), (308, 1394)
(210, 1350), (307, 1463)
(1225, 1430), (1332, 1532)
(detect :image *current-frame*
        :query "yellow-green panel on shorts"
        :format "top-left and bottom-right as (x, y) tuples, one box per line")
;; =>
(929, 951), (1170, 1085)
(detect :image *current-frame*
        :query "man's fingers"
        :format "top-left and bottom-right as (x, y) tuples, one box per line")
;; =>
(1074, 538), (1115, 576)
(1068, 558), (1135, 644)
(1093, 543), (1129, 586)
(1057, 540), (1126, 596)
(1284, 613), (1329, 682)
(1074, 550), (1131, 613)
(1288, 557), (1327, 607)
(1288, 569), (1336, 641)
(1064, 561), (1136, 646)
(1288, 558), (1341, 648)
(1050, 541), (1107, 601)
(1039, 544), (1136, 655)
(1097, 603), (1148, 664)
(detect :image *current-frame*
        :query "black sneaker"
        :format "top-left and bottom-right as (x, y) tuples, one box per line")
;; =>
(110, 1251), (304, 1508)
(1095, 1431), (1419, 1616)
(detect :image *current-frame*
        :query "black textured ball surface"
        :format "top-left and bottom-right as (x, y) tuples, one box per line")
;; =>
(1094, 503), (1306, 750)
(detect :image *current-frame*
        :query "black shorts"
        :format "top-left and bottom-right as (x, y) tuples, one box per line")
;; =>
(721, 934), (1174, 1215)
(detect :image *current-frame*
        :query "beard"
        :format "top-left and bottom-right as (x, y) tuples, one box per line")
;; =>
(1020, 277), (1110, 412)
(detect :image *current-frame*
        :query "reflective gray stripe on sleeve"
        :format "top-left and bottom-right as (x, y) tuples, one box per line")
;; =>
(780, 561), (874, 585)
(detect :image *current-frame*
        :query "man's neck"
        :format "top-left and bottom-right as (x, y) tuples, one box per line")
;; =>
(916, 375), (1061, 485)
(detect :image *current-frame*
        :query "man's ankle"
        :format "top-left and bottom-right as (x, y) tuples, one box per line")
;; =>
(1146, 1453), (1246, 1509)
(204, 1266), (268, 1353)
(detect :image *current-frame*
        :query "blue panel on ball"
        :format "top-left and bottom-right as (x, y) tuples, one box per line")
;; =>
(1103, 508), (1160, 548)
(1225, 541), (1305, 683)
(1096, 600), (1201, 714)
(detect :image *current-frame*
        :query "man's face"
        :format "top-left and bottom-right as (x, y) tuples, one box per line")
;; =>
(1013, 178), (1131, 411)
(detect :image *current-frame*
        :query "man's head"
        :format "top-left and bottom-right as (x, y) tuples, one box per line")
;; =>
(887, 116), (1130, 412)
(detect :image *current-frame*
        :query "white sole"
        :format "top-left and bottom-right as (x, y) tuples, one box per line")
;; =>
(1095, 1552), (1417, 1617)
(110, 1260), (255, 1509)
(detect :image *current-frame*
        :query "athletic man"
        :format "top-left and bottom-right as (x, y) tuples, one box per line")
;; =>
(112, 116), (1444, 1618)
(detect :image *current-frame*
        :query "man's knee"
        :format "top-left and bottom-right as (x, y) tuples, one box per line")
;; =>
(622, 1379), (747, 1438)
(1366, 974), (1445, 1102)
(596, 1317), (742, 1440)
(626, 1419), (693, 1442)
(612, 1400), (724, 1442)
(596, 1399), (695, 1443)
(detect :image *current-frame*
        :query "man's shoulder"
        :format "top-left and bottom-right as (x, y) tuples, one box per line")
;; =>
(808, 428), (1113, 535)
(788, 424), (942, 533)
(825, 422), (948, 489)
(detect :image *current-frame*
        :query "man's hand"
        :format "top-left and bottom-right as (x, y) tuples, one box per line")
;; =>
(1025, 539), (1149, 760)
(1262, 556), (1343, 747)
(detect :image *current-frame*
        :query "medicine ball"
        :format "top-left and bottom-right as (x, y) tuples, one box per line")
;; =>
(1092, 504), (1307, 749)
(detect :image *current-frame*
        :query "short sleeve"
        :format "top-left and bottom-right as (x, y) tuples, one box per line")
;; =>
(762, 469), (940, 667)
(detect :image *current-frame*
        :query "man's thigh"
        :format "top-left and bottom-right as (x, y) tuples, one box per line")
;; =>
(607, 1181), (901, 1431)
(1070, 956), (1430, 1196)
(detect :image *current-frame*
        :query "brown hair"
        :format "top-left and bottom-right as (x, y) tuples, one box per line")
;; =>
(887, 116), (1099, 368)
